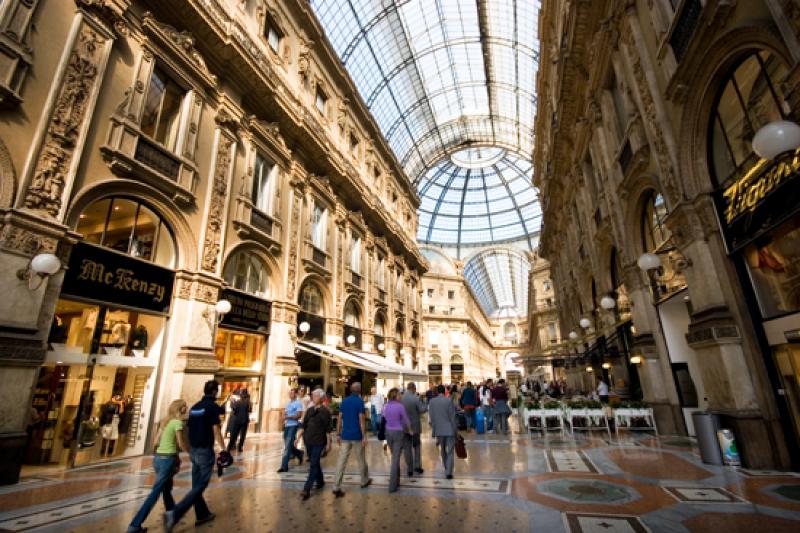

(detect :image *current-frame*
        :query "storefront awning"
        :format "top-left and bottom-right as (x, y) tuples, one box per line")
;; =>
(297, 341), (378, 373)
(343, 348), (428, 380)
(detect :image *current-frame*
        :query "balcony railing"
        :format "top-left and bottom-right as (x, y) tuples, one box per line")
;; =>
(312, 247), (326, 267)
(351, 271), (362, 288)
(250, 209), (273, 236)
(134, 137), (180, 180)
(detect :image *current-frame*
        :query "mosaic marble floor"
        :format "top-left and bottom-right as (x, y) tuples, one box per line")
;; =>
(1, 428), (799, 532)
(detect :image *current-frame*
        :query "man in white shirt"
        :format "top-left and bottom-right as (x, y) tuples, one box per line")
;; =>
(480, 379), (493, 432)
(369, 387), (384, 435)
(597, 379), (609, 404)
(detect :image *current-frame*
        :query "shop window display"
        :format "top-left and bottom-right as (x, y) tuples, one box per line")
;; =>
(744, 219), (800, 318)
(215, 330), (264, 370)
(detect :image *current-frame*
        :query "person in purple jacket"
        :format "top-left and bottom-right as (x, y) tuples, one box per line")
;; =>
(382, 388), (413, 492)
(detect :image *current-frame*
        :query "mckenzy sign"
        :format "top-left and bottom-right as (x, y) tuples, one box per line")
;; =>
(61, 242), (175, 314)
(715, 148), (800, 252)
(219, 289), (271, 333)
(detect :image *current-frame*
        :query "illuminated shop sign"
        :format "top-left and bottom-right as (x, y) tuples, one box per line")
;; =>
(715, 148), (800, 252)
(61, 242), (175, 314)
(219, 288), (271, 333)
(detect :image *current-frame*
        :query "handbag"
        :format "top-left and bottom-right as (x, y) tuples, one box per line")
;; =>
(455, 434), (467, 459)
(377, 416), (387, 441)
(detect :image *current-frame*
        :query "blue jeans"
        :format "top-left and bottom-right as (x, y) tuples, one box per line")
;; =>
(128, 454), (176, 531)
(483, 405), (494, 431)
(280, 425), (303, 469)
(171, 447), (214, 523)
(303, 443), (325, 492)
(370, 406), (379, 434)
(464, 408), (476, 429)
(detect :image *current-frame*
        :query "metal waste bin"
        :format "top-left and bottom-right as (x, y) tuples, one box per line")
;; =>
(692, 411), (722, 465)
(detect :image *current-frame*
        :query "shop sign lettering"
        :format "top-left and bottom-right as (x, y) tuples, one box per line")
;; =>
(61, 242), (175, 315)
(220, 288), (271, 333)
(722, 149), (800, 225)
(77, 261), (166, 303)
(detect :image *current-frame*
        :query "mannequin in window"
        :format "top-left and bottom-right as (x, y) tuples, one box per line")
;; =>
(100, 395), (124, 456)
(110, 321), (131, 346)
(48, 316), (67, 345)
(129, 325), (148, 356)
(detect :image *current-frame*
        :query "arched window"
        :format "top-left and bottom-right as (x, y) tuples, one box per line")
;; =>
(394, 276), (405, 300)
(76, 197), (176, 267)
(395, 319), (404, 342)
(503, 322), (517, 343)
(373, 313), (386, 336)
(223, 251), (269, 299)
(709, 50), (788, 187)
(344, 299), (361, 328)
(299, 282), (324, 316)
(641, 192), (670, 252)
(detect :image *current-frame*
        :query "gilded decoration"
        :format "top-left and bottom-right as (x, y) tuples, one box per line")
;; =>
(201, 136), (234, 272)
(23, 23), (104, 216)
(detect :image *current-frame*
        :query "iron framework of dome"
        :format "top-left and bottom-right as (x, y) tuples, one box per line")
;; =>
(463, 247), (529, 318)
(310, 0), (542, 249)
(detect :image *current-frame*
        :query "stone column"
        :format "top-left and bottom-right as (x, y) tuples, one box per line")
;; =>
(263, 301), (299, 432)
(0, 1), (124, 484)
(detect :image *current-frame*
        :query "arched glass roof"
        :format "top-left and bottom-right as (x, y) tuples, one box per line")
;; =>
(463, 248), (529, 318)
(417, 149), (541, 248)
(310, 1), (541, 248)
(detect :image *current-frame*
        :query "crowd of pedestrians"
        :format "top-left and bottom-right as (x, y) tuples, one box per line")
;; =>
(126, 377), (525, 532)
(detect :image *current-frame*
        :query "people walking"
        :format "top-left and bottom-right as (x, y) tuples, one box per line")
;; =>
(428, 384), (458, 479)
(163, 381), (226, 532)
(127, 399), (189, 533)
(295, 388), (332, 500)
(369, 386), (384, 435)
(382, 388), (413, 492)
(332, 382), (371, 497)
(459, 382), (479, 432)
(492, 379), (511, 435)
(480, 379), (494, 432)
(277, 388), (305, 472)
(597, 378), (610, 404)
(401, 382), (427, 476)
(227, 389), (251, 454)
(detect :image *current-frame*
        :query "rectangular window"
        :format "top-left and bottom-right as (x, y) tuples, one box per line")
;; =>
(447, 290), (455, 299)
(264, 18), (283, 53)
(141, 66), (186, 151)
(315, 88), (327, 115)
(311, 202), (327, 250)
(350, 233), (361, 274)
(427, 288), (434, 298)
(428, 305), (435, 313)
(349, 133), (359, 155)
(376, 257), (385, 288)
(547, 323), (557, 341)
(251, 152), (276, 215)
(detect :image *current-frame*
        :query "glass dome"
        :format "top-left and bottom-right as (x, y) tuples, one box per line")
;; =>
(416, 152), (541, 247)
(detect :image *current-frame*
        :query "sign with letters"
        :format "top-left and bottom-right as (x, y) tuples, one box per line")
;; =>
(219, 288), (271, 333)
(61, 242), (175, 314)
(714, 148), (800, 252)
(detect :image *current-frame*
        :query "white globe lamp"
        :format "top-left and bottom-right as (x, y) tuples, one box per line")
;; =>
(568, 331), (578, 340)
(752, 120), (800, 160)
(600, 295), (616, 310)
(346, 334), (356, 345)
(298, 321), (310, 334)
(215, 299), (232, 315)
(378, 342), (385, 351)
(637, 252), (662, 271)
(579, 317), (592, 329)
(31, 253), (61, 276)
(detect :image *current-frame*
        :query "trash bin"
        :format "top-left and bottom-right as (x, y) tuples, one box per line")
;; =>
(692, 411), (723, 465)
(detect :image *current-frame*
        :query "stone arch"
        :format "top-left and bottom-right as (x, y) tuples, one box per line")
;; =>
(373, 309), (388, 334)
(66, 178), (198, 271)
(678, 23), (793, 199)
(343, 295), (363, 328)
(622, 174), (668, 258)
(222, 240), (284, 299)
(297, 274), (331, 317)
(0, 138), (15, 208)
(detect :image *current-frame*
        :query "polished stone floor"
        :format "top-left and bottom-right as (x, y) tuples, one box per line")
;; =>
(2, 426), (799, 532)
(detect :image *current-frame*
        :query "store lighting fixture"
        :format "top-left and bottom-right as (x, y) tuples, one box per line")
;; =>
(752, 120), (800, 160)
(586, 366), (593, 373)
(377, 342), (385, 351)
(204, 298), (232, 324)
(579, 317), (592, 329)
(602, 362), (611, 370)
(568, 331), (578, 340)
(637, 252), (662, 271)
(346, 334), (356, 345)
(17, 252), (61, 290)
(630, 355), (643, 365)
(600, 295), (616, 310)
(298, 321), (311, 334)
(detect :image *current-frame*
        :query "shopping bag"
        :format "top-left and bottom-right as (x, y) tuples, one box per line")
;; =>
(455, 434), (467, 459)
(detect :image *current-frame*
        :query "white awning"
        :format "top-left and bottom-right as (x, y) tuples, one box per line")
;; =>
(298, 341), (399, 377)
(344, 348), (428, 380)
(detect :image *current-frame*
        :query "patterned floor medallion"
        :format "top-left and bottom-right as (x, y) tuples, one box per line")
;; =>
(539, 478), (639, 504)
(563, 512), (649, 533)
(545, 449), (600, 473)
(663, 486), (747, 504)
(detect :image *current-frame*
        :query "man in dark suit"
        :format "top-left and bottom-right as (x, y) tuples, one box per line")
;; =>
(427, 384), (458, 479)
(401, 382), (427, 476)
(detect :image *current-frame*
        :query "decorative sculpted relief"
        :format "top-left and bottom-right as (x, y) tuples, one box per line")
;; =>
(24, 23), (104, 216)
(286, 190), (302, 300)
(201, 136), (233, 272)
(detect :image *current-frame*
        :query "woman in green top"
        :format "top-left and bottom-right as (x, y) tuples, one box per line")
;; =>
(127, 399), (189, 533)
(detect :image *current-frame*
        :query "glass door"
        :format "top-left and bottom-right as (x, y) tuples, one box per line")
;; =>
(773, 344), (800, 448)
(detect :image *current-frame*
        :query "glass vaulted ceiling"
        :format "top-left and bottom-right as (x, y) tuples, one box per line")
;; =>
(310, 0), (542, 249)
